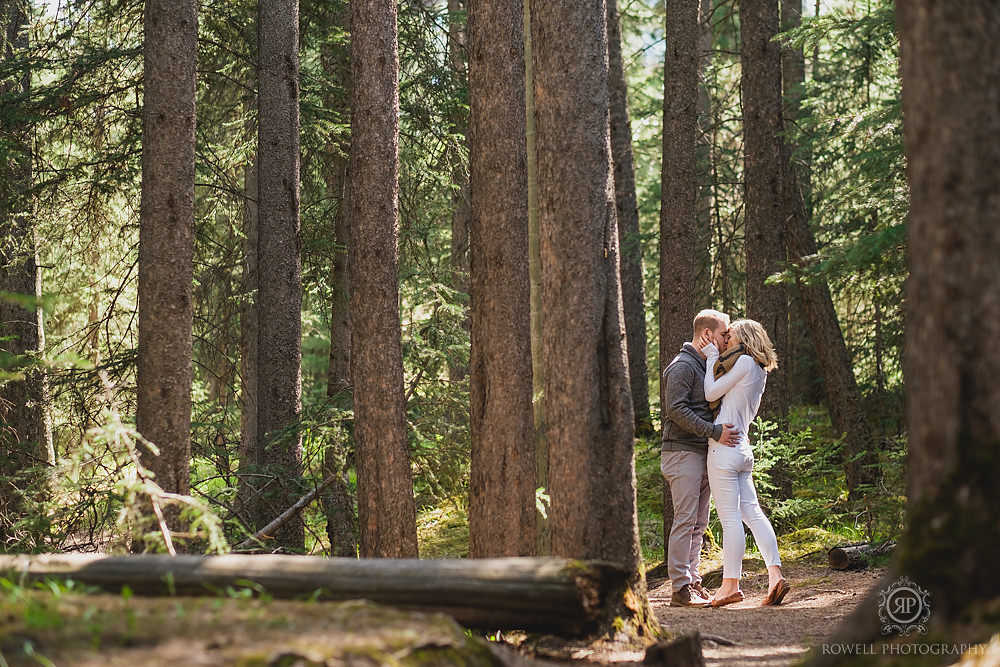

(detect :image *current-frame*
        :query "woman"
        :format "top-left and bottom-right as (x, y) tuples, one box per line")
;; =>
(700, 319), (790, 607)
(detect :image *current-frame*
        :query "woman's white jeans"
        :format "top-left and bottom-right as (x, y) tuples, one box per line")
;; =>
(708, 442), (781, 580)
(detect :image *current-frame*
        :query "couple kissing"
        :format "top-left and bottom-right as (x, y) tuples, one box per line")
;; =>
(661, 309), (790, 608)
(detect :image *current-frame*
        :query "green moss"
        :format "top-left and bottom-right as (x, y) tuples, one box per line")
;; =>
(416, 500), (470, 559)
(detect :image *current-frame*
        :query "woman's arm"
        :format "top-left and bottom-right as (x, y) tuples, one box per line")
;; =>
(704, 352), (753, 402)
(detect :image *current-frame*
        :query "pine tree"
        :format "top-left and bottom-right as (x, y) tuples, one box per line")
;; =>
(135, 0), (197, 526)
(349, 0), (418, 558)
(530, 0), (653, 634)
(659, 0), (700, 568)
(818, 1), (1000, 653)
(607, 0), (651, 435)
(467, 0), (536, 558)
(740, 0), (788, 426)
(254, 0), (304, 550)
(0, 0), (53, 543)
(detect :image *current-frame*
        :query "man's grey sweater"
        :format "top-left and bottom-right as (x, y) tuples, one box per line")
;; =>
(661, 343), (725, 454)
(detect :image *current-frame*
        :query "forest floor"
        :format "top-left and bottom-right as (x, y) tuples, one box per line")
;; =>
(644, 561), (886, 666)
(0, 557), (885, 667)
(509, 558), (886, 666)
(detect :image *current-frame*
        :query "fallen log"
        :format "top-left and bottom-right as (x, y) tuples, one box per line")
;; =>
(828, 540), (895, 570)
(0, 554), (627, 637)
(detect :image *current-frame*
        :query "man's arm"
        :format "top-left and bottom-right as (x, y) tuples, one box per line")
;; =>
(663, 362), (724, 441)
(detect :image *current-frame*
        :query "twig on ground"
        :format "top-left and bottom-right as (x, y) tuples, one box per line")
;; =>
(701, 634), (740, 646)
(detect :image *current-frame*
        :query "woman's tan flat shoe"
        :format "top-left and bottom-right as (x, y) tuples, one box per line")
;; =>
(710, 591), (745, 607)
(762, 579), (790, 606)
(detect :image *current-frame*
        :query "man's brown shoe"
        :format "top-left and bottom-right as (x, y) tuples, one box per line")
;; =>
(670, 584), (711, 608)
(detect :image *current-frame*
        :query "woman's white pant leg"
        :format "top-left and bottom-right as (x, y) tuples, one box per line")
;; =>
(708, 445), (747, 580)
(738, 470), (782, 568)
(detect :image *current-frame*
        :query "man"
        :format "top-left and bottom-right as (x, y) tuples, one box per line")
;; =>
(662, 309), (740, 607)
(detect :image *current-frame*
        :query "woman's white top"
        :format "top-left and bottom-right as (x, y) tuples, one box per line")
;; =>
(703, 344), (767, 449)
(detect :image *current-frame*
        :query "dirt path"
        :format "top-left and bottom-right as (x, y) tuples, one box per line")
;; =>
(647, 563), (886, 666)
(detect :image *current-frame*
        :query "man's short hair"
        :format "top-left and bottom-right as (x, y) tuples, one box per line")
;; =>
(692, 309), (730, 338)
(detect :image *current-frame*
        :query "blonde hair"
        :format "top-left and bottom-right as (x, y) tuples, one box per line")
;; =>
(729, 319), (778, 372)
(692, 309), (730, 338)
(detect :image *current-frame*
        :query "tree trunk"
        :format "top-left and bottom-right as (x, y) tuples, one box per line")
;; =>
(607, 0), (651, 436)
(349, 0), (418, 559)
(780, 0), (823, 413)
(660, 0), (698, 394)
(319, 5), (352, 396)
(319, 6), (356, 558)
(238, 140), (261, 529)
(531, 0), (654, 636)
(894, 0), (1000, 618)
(0, 0), (53, 544)
(523, 0), (548, 557)
(780, 0), (808, 202)
(448, 0), (471, 386)
(136, 0), (197, 528)
(326, 156), (351, 400)
(256, 0), (304, 551)
(785, 193), (877, 499)
(778, 0), (872, 499)
(827, 541), (894, 571)
(740, 0), (788, 427)
(660, 0), (700, 562)
(780, 0), (876, 496)
(694, 0), (714, 309)
(467, 0), (536, 558)
(815, 3), (1000, 653)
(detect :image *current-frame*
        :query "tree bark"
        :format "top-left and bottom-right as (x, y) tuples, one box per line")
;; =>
(779, 0), (876, 496)
(780, 0), (823, 411)
(740, 0), (788, 427)
(815, 3), (1000, 653)
(467, 0), (536, 558)
(448, 0), (471, 386)
(694, 0), (714, 309)
(531, 3), (649, 635)
(136, 0), (197, 526)
(349, 0), (418, 559)
(0, 554), (629, 637)
(319, 5), (352, 401)
(256, 0), (304, 551)
(0, 0), (53, 543)
(660, 0), (698, 396)
(894, 0), (1000, 625)
(323, 12), (352, 401)
(785, 195), (877, 499)
(827, 541), (894, 570)
(319, 6), (356, 558)
(660, 0), (700, 562)
(607, 0), (651, 435)
(237, 136), (261, 529)
(523, 0), (548, 557)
